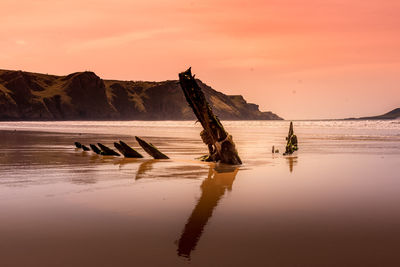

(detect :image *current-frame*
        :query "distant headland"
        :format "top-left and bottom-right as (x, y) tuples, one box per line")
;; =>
(0, 69), (282, 121)
(346, 108), (400, 120)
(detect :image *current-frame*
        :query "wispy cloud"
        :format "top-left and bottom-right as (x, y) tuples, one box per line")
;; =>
(15, 40), (26, 45)
(67, 28), (182, 52)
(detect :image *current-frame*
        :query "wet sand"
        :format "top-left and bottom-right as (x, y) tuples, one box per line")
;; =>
(0, 121), (400, 266)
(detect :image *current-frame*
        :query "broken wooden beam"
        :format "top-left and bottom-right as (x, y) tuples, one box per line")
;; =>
(178, 67), (242, 165)
(135, 136), (169, 159)
(90, 144), (101, 154)
(97, 143), (120, 156)
(114, 141), (143, 158)
(74, 142), (82, 148)
(81, 145), (90, 151)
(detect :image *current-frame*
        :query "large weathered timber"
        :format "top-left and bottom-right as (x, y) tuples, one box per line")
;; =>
(135, 136), (169, 159)
(178, 68), (242, 165)
(98, 143), (120, 156)
(114, 141), (143, 158)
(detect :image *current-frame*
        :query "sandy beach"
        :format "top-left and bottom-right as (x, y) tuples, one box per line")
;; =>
(1, 120), (400, 266)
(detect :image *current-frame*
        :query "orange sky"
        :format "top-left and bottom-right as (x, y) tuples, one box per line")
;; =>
(1, 0), (399, 119)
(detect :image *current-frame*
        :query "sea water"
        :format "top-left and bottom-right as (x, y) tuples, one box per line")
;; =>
(0, 120), (399, 266)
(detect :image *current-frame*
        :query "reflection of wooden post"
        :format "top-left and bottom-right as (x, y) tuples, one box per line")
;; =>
(177, 166), (239, 258)
(288, 157), (293, 172)
(179, 68), (242, 165)
(135, 159), (156, 180)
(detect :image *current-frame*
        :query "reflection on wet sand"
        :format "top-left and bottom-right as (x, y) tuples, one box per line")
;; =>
(177, 165), (239, 258)
(286, 156), (298, 173)
(132, 159), (210, 180)
(1, 124), (400, 266)
(136, 159), (157, 180)
(70, 169), (98, 185)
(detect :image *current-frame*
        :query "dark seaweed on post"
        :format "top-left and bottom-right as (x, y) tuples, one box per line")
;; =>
(284, 121), (298, 155)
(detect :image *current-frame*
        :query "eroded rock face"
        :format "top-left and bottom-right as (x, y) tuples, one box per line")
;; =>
(0, 69), (283, 121)
(0, 70), (51, 119)
(63, 72), (116, 119)
(109, 83), (135, 118)
(0, 90), (19, 119)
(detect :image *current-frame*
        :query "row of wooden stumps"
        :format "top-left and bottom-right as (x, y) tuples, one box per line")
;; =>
(74, 136), (169, 159)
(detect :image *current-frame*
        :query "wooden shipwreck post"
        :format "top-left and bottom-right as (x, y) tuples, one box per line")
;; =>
(284, 121), (298, 155)
(178, 68), (242, 165)
(135, 136), (169, 159)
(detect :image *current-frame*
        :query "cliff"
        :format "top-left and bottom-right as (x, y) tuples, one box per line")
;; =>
(0, 69), (282, 121)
